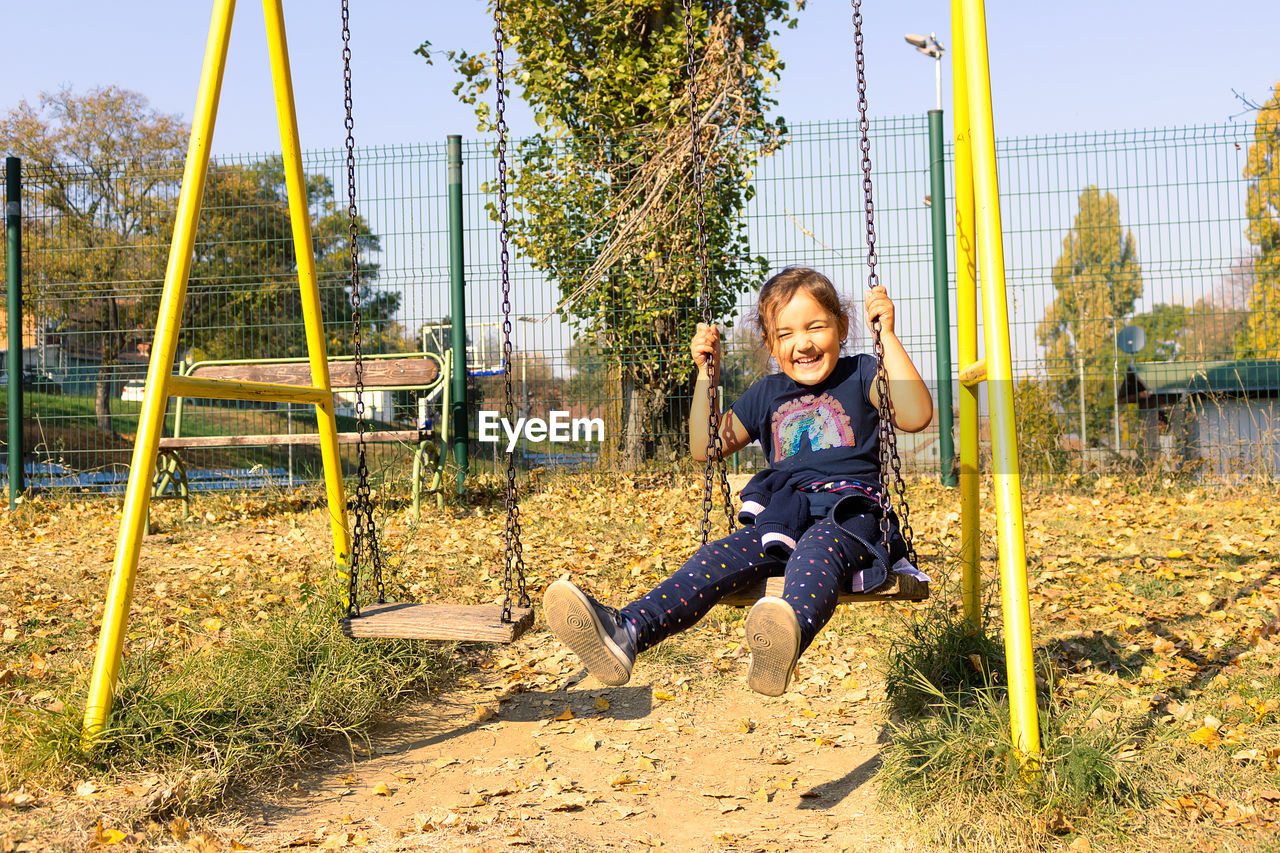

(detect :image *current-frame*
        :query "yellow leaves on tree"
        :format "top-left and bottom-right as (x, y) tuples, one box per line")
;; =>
(1241, 81), (1280, 357)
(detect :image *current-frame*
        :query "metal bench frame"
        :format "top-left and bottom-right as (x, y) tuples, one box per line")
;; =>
(152, 351), (449, 521)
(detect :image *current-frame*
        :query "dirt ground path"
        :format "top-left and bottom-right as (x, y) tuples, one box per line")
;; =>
(224, 629), (923, 853)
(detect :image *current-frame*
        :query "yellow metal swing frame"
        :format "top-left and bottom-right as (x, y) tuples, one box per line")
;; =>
(84, 0), (1041, 769)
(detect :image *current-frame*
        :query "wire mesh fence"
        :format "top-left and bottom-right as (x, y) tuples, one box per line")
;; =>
(1, 116), (1274, 495)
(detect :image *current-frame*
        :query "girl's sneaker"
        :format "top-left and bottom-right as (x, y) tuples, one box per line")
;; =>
(543, 580), (637, 686)
(744, 597), (801, 696)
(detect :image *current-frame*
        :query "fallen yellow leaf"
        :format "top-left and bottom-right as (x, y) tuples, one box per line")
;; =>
(569, 732), (599, 752)
(372, 782), (392, 796)
(94, 823), (128, 845)
(1190, 725), (1221, 748)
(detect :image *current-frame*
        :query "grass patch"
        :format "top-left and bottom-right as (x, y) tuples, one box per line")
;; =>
(3, 596), (460, 813)
(882, 596), (1005, 719)
(879, 598), (1151, 850)
(879, 671), (1150, 851)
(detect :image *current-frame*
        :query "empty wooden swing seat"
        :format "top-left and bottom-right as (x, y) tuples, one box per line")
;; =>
(341, 602), (535, 643)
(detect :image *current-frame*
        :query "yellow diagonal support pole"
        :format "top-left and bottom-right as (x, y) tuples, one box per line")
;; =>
(83, 0), (239, 742)
(951, 1), (981, 630)
(263, 0), (350, 567)
(84, 0), (354, 745)
(957, 0), (1041, 764)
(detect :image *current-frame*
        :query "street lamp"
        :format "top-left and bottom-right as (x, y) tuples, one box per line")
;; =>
(904, 32), (945, 110)
(906, 29), (953, 485)
(1106, 315), (1120, 452)
(1064, 326), (1088, 459)
(517, 316), (536, 457)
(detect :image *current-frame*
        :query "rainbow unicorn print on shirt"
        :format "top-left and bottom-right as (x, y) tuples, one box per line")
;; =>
(771, 393), (856, 461)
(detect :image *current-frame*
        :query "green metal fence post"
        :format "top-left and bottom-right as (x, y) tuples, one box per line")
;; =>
(5, 157), (22, 508)
(447, 135), (468, 494)
(928, 110), (956, 486)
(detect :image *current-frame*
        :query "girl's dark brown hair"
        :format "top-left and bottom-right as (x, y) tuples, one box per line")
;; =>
(751, 266), (851, 347)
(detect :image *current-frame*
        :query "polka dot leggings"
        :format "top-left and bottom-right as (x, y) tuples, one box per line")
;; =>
(619, 519), (875, 655)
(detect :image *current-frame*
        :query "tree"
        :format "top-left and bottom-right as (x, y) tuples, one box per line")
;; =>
(1126, 260), (1253, 363)
(1037, 186), (1143, 446)
(179, 157), (395, 362)
(441, 1), (790, 465)
(721, 322), (770, 401)
(0, 86), (187, 432)
(1127, 303), (1192, 361)
(1239, 81), (1280, 357)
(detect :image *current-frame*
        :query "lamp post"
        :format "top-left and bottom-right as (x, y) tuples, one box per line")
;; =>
(517, 316), (536, 458)
(905, 32), (945, 110)
(1108, 315), (1120, 452)
(1064, 326), (1087, 462)
(906, 30), (954, 485)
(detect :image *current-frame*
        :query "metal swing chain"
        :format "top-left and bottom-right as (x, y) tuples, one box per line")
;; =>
(684, 0), (735, 545)
(852, 0), (916, 566)
(342, 0), (384, 618)
(494, 0), (529, 620)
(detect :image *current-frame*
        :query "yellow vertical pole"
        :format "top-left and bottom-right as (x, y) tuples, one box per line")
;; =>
(262, 0), (350, 566)
(958, 0), (1041, 763)
(83, 0), (238, 742)
(951, 1), (981, 628)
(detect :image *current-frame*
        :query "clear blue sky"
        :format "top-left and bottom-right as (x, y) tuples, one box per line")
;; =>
(1, 1), (1276, 155)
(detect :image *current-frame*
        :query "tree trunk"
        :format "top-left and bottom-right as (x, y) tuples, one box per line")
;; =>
(94, 296), (124, 435)
(94, 370), (114, 434)
(619, 369), (645, 470)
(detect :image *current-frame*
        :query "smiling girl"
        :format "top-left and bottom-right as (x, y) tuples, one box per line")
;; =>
(544, 267), (932, 696)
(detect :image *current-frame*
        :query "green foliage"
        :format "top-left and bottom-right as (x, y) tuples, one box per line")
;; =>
(564, 336), (610, 404)
(0, 86), (188, 431)
(1013, 376), (1068, 481)
(721, 323), (771, 401)
(179, 156), (397, 361)
(1128, 302), (1191, 360)
(883, 598), (1005, 719)
(1240, 81), (1280, 357)
(443, 1), (791, 463)
(0, 88), (401, 433)
(1037, 186), (1143, 447)
(1129, 295), (1251, 363)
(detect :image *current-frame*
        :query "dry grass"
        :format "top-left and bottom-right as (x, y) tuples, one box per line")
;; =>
(0, 472), (1276, 851)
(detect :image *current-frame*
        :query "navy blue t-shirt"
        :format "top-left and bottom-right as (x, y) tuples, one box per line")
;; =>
(730, 354), (882, 488)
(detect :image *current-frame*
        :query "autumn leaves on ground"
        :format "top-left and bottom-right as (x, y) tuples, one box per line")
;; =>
(0, 473), (1278, 852)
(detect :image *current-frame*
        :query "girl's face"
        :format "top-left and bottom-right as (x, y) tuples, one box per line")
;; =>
(768, 289), (846, 386)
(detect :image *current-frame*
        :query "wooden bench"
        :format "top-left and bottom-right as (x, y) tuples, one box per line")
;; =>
(152, 354), (445, 520)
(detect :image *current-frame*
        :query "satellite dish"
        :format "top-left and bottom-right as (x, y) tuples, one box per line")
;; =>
(1117, 325), (1146, 355)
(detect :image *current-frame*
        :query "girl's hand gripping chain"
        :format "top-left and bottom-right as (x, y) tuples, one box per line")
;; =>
(864, 285), (897, 336)
(690, 322), (722, 377)
(862, 286), (933, 432)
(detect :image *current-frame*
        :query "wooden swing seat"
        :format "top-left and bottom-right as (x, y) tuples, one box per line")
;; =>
(341, 602), (535, 643)
(718, 568), (929, 608)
